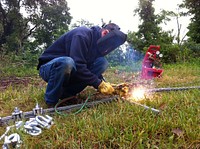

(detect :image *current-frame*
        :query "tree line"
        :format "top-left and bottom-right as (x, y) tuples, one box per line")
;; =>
(0, 0), (199, 65)
(127, 0), (200, 63)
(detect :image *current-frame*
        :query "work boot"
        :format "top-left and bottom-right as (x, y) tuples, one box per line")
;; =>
(59, 96), (79, 105)
(46, 102), (57, 108)
(46, 98), (77, 108)
(45, 96), (78, 108)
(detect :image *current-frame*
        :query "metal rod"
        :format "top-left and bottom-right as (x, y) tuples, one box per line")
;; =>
(1, 86), (199, 126)
(131, 101), (160, 114)
(0, 97), (116, 125)
(148, 86), (200, 92)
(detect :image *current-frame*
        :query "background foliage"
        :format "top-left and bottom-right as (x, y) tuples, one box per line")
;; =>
(0, 0), (199, 66)
(0, 0), (71, 56)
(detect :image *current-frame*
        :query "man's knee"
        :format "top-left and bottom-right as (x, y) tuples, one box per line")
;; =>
(55, 57), (76, 74)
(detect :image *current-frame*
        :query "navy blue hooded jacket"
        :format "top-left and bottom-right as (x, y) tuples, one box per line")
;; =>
(37, 26), (105, 88)
(37, 26), (126, 89)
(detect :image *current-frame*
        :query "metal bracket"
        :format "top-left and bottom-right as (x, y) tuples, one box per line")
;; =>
(35, 115), (53, 129)
(12, 107), (23, 121)
(24, 119), (42, 136)
(23, 115), (53, 136)
(33, 103), (43, 116)
(2, 133), (22, 149)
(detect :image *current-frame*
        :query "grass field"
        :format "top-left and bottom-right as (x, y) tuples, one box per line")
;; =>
(0, 59), (200, 149)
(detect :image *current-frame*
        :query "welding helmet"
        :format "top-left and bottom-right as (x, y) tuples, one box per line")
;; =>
(97, 23), (127, 56)
(102, 23), (121, 31)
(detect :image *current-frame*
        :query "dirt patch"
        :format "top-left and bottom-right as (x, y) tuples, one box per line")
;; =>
(0, 76), (44, 90)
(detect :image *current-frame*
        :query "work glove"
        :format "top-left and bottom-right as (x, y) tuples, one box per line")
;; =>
(113, 83), (129, 97)
(98, 81), (115, 95)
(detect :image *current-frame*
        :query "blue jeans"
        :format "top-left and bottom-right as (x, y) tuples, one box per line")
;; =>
(39, 56), (108, 104)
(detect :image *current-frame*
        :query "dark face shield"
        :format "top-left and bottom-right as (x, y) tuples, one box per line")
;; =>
(97, 30), (127, 56)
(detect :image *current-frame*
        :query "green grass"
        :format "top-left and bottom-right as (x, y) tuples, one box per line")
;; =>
(0, 55), (38, 77)
(0, 63), (38, 77)
(0, 59), (200, 148)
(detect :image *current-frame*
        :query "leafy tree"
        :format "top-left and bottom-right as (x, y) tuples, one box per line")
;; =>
(180, 0), (200, 43)
(0, 0), (72, 54)
(131, 0), (174, 52)
(126, 0), (176, 64)
(70, 19), (94, 29)
(127, 31), (145, 51)
(32, 0), (72, 48)
(0, 0), (29, 53)
(134, 0), (160, 48)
